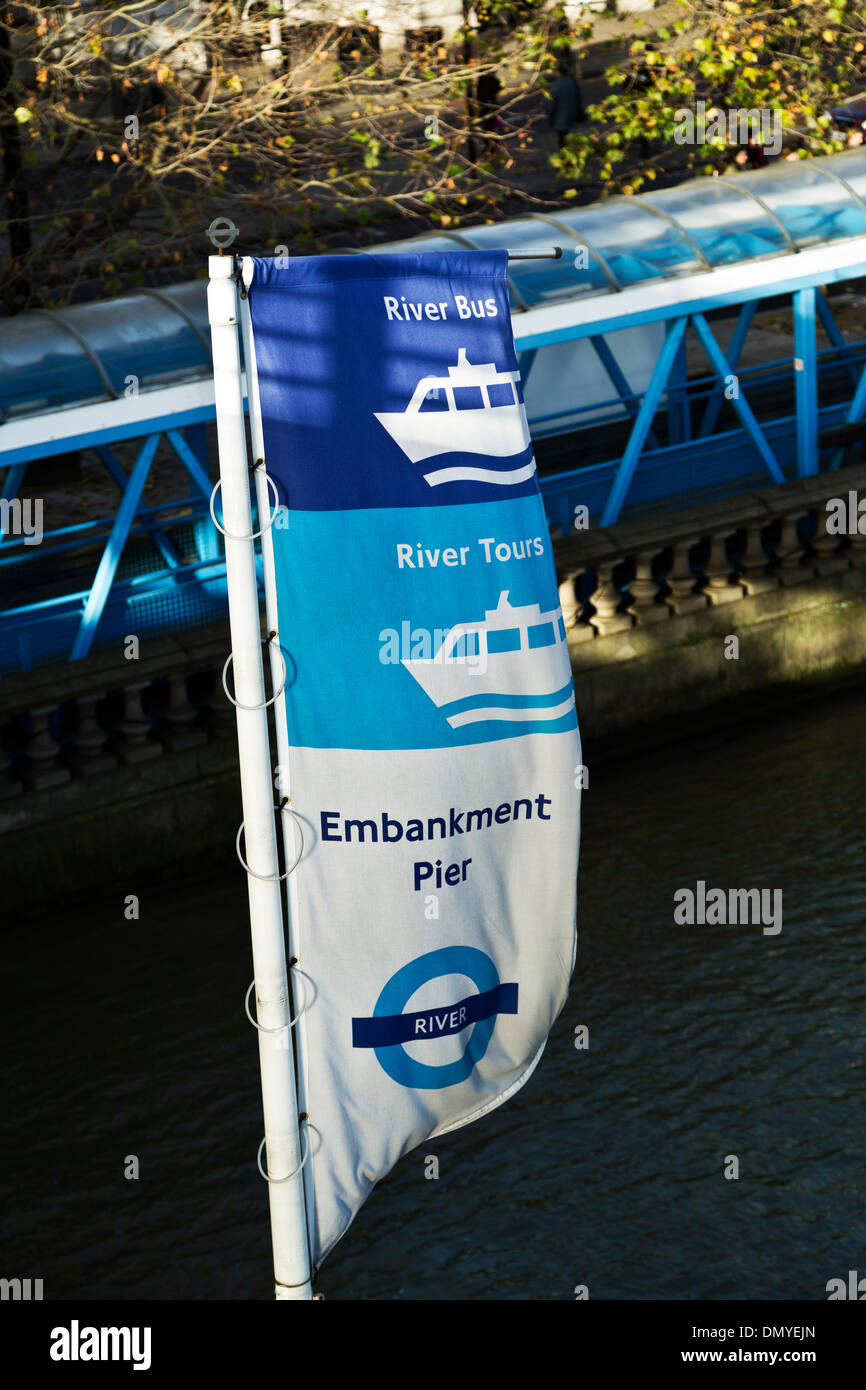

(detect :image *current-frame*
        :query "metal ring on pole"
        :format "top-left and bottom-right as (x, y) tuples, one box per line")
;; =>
(257, 1126), (311, 1185)
(222, 636), (287, 710)
(209, 464), (280, 541)
(235, 802), (305, 882)
(244, 970), (307, 1033)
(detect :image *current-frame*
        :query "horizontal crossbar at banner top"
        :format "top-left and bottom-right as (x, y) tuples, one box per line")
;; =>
(228, 249), (562, 265)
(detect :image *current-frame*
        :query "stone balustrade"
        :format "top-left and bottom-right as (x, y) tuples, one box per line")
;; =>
(3, 466), (866, 810)
(554, 464), (866, 643)
(0, 625), (238, 804)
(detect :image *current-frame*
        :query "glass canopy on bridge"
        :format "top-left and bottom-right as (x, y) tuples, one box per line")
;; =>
(374, 148), (866, 308)
(2, 148), (866, 422)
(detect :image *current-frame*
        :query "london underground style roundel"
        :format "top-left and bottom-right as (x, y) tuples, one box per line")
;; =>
(352, 947), (519, 1090)
(244, 250), (581, 1267)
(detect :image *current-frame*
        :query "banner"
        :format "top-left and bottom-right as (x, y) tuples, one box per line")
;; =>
(246, 250), (581, 1267)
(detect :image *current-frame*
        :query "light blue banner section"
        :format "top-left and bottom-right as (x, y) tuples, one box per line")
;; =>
(272, 493), (577, 750)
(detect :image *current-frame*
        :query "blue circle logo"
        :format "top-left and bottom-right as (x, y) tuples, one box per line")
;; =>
(363, 946), (510, 1090)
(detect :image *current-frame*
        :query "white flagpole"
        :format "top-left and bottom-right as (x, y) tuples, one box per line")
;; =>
(207, 253), (313, 1301)
(236, 255), (317, 1256)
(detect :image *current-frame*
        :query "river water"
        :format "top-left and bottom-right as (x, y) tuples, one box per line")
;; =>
(2, 686), (865, 1300)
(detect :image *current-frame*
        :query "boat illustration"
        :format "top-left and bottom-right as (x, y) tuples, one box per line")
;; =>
(374, 349), (537, 487)
(401, 591), (575, 728)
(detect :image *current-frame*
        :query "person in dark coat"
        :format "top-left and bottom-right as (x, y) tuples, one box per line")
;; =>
(633, 45), (655, 158)
(547, 59), (585, 149)
(476, 71), (504, 156)
(737, 136), (768, 169)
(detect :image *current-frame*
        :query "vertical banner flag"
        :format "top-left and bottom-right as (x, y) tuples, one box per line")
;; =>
(245, 251), (581, 1267)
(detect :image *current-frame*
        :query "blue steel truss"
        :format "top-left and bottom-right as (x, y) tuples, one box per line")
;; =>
(3, 273), (866, 672)
(3, 150), (866, 672)
(0, 423), (253, 672)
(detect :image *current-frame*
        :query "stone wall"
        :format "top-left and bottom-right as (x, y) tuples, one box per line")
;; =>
(555, 464), (866, 741)
(3, 466), (866, 916)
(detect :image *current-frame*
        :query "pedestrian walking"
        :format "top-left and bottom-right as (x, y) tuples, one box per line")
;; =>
(734, 136), (768, 169)
(476, 71), (504, 157)
(547, 59), (585, 150)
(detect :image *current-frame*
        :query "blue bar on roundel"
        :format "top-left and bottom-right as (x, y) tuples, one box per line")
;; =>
(352, 982), (519, 1048)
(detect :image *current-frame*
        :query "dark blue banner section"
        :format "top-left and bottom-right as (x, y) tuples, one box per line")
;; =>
(352, 982), (518, 1048)
(247, 251), (541, 512)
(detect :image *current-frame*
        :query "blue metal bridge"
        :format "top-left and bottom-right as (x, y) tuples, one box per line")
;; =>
(2, 149), (866, 673)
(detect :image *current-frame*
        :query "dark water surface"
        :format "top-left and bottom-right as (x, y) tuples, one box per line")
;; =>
(2, 687), (865, 1300)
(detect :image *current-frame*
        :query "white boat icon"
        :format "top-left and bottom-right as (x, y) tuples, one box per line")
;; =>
(374, 349), (537, 488)
(402, 591), (575, 728)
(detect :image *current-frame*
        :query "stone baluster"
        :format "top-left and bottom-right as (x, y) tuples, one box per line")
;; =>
(738, 522), (778, 596)
(73, 694), (117, 776)
(558, 571), (580, 628)
(558, 569), (594, 643)
(848, 511), (866, 567)
(702, 532), (742, 605)
(588, 560), (633, 636)
(628, 550), (669, 625)
(811, 503), (849, 575)
(163, 672), (207, 751)
(665, 539), (706, 615)
(207, 665), (237, 737)
(24, 704), (72, 790)
(0, 738), (22, 799)
(118, 681), (162, 764)
(775, 513), (811, 585)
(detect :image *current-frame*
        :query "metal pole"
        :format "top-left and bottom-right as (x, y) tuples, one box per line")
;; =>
(236, 255), (316, 1251)
(207, 254), (313, 1301)
(793, 285), (818, 478)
